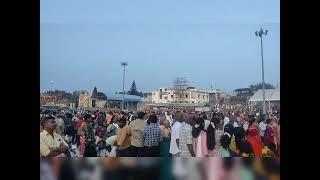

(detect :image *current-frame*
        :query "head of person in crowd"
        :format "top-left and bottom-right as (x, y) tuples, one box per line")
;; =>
(174, 111), (184, 123)
(120, 111), (126, 118)
(185, 113), (195, 126)
(192, 117), (205, 138)
(224, 123), (234, 136)
(118, 117), (127, 129)
(137, 111), (146, 120)
(163, 119), (170, 128)
(266, 118), (274, 127)
(248, 117), (257, 127)
(83, 113), (92, 123)
(41, 116), (57, 133)
(148, 114), (158, 124)
(202, 114), (208, 120)
(76, 112), (81, 119)
(220, 132), (232, 150)
(105, 111), (113, 124)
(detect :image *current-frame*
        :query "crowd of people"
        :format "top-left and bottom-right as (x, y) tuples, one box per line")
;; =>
(40, 108), (280, 158)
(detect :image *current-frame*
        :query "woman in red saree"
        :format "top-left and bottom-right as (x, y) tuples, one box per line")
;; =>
(246, 117), (263, 157)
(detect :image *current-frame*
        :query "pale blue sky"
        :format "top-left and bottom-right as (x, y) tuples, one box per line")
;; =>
(40, 0), (280, 94)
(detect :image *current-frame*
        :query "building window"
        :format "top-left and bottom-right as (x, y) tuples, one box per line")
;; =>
(186, 95), (188, 98)
(192, 101), (194, 103)
(180, 95), (182, 98)
(198, 95), (200, 98)
(165, 89), (167, 91)
(164, 97), (167, 99)
(203, 95), (205, 99)
(160, 89), (162, 92)
(171, 95), (173, 98)
(153, 93), (155, 95)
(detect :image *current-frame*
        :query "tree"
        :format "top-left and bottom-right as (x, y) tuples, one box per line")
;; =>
(92, 87), (98, 97)
(127, 80), (138, 96)
(249, 82), (275, 91)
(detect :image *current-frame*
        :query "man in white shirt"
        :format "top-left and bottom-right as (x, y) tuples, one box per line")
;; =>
(55, 115), (65, 135)
(223, 113), (230, 131)
(258, 119), (267, 137)
(166, 112), (173, 126)
(169, 111), (183, 157)
(203, 114), (211, 130)
(40, 116), (69, 157)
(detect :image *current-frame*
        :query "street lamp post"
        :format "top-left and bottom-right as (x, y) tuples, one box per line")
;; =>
(120, 62), (128, 110)
(50, 80), (54, 104)
(255, 27), (268, 115)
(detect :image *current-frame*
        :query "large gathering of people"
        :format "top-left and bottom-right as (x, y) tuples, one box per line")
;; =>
(40, 107), (280, 158)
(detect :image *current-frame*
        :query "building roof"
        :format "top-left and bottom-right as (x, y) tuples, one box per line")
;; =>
(248, 88), (280, 102)
(105, 93), (142, 102)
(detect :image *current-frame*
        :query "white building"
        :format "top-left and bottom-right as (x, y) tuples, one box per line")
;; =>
(248, 88), (280, 111)
(151, 87), (212, 104)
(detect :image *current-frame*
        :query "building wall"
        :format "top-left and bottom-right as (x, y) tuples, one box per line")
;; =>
(151, 88), (210, 104)
(95, 100), (106, 108)
(40, 95), (69, 106)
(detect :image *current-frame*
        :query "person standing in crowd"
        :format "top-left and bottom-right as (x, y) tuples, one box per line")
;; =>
(178, 114), (195, 157)
(220, 133), (231, 157)
(105, 112), (117, 139)
(83, 114), (97, 157)
(229, 127), (246, 157)
(40, 116), (69, 157)
(208, 116), (223, 157)
(169, 111), (183, 157)
(75, 114), (84, 147)
(160, 119), (171, 157)
(220, 123), (234, 157)
(192, 117), (208, 157)
(127, 111), (147, 157)
(203, 114), (211, 131)
(166, 111), (173, 126)
(246, 127), (263, 157)
(64, 113), (75, 143)
(264, 118), (277, 150)
(77, 115), (86, 156)
(223, 112), (230, 131)
(143, 114), (163, 157)
(275, 119), (280, 157)
(116, 117), (131, 157)
(242, 117), (249, 131)
(55, 114), (65, 135)
(258, 116), (267, 137)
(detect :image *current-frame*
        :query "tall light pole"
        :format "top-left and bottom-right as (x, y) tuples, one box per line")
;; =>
(120, 62), (128, 110)
(255, 27), (268, 115)
(50, 80), (54, 104)
(50, 80), (54, 96)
